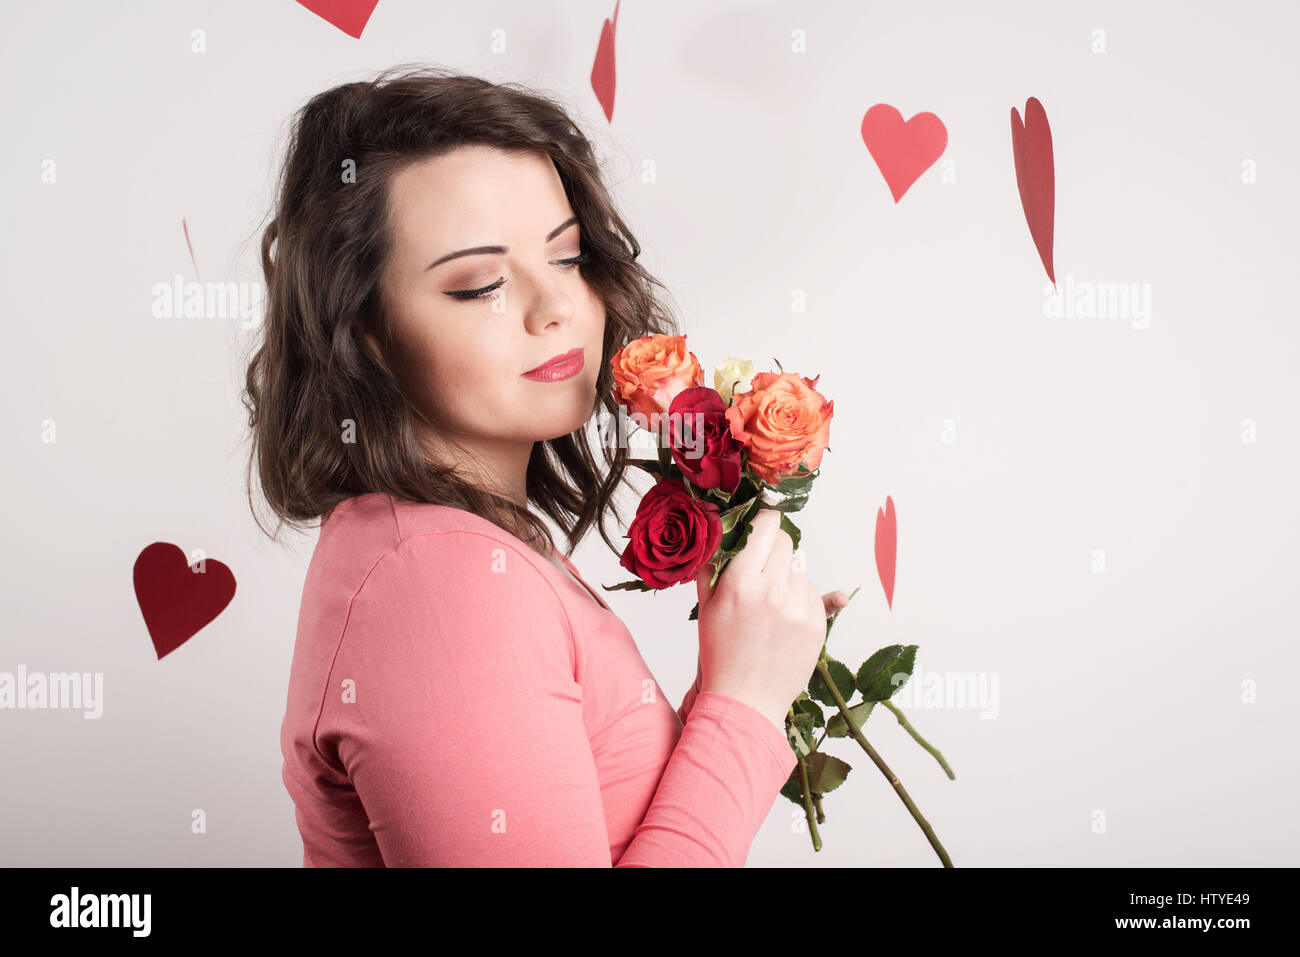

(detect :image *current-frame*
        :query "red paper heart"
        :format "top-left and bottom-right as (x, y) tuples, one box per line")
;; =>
(590, 0), (621, 122)
(874, 496), (896, 609)
(860, 104), (948, 203)
(294, 0), (379, 39)
(1010, 96), (1056, 284)
(133, 542), (236, 659)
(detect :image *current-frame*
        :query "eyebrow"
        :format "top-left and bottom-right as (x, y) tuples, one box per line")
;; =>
(425, 216), (579, 271)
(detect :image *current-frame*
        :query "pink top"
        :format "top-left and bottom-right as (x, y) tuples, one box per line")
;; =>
(279, 491), (797, 866)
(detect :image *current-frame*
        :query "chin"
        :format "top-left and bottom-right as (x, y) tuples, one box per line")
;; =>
(523, 402), (585, 441)
(523, 371), (599, 431)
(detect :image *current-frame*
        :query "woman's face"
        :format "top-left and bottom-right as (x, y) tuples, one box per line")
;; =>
(369, 145), (606, 484)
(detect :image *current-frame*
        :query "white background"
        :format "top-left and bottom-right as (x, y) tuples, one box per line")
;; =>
(2, 0), (1297, 866)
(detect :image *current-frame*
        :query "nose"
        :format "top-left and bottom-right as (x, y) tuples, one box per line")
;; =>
(516, 263), (577, 334)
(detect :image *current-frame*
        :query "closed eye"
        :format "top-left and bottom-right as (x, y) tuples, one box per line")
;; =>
(445, 253), (589, 302)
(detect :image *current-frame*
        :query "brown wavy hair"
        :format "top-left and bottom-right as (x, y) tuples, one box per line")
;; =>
(240, 64), (680, 559)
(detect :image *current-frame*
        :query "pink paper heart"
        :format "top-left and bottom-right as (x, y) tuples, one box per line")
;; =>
(590, 0), (621, 122)
(860, 104), (948, 203)
(294, 0), (379, 39)
(875, 495), (896, 609)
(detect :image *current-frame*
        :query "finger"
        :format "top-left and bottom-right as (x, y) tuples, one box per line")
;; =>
(761, 516), (795, 577)
(727, 506), (781, 580)
(821, 590), (849, 618)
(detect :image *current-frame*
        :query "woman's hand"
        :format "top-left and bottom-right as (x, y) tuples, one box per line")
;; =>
(693, 587), (849, 692)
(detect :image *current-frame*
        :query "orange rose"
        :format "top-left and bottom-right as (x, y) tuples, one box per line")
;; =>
(725, 371), (834, 484)
(610, 334), (704, 434)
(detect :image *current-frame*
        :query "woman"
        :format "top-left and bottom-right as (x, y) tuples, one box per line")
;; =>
(244, 64), (844, 866)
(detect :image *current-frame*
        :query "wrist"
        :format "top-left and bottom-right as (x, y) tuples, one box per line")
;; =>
(698, 683), (786, 734)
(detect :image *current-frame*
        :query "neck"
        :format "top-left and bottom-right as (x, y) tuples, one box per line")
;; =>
(419, 430), (534, 508)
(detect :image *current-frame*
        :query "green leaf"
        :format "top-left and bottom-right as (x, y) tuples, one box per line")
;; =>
(780, 752), (853, 805)
(767, 463), (818, 495)
(752, 464), (817, 514)
(786, 719), (812, 757)
(769, 489), (812, 514)
(730, 475), (759, 503)
(600, 579), (655, 593)
(790, 710), (817, 748)
(803, 751), (851, 794)
(792, 695), (825, 729)
(719, 497), (758, 534)
(779, 513), (801, 551)
(704, 485), (734, 507)
(808, 657), (856, 707)
(856, 644), (919, 702)
(779, 769), (805, 805)
(719, 500), (761, 555)
(825, 700), (875, 737)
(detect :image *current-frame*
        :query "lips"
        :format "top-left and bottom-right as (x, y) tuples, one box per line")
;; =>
(524, 347), (583, 375)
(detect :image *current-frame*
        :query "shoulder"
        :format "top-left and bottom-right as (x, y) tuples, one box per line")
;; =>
(336, 495), (578, 672)
(378, 494), (559, 591)
(317, 492), (546, 587)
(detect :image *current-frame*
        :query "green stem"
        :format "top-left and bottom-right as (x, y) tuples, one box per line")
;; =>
(788, 705), (821, 851)
(814, 656), (953, 868)
(880, 699), (956, 780)
(806, 583), (858, 756)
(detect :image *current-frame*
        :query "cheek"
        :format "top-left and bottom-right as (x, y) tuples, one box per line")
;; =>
(586, 286), (606, 323)
(401, 324), (503, 409)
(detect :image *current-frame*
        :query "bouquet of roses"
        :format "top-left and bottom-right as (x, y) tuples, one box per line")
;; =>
(603, 333), (955, 865)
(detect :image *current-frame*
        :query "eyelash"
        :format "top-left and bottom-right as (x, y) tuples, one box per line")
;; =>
(447, 253), (589, 302)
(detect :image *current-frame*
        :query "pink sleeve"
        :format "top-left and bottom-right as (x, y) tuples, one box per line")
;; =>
(619, 690), (796, 867)
(322, 530), (795, 867)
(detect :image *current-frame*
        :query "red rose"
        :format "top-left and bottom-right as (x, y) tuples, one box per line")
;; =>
(620, 479), (723, 589)
(667, 387), (743, 494)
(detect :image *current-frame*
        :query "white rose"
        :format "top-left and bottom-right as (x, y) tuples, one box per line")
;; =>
(713, 357), (755, 405)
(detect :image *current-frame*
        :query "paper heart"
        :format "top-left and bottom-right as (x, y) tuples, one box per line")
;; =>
(182, 218), (200, 282)
(133, 542), (236, 659)
(1010, 96), (1056, 284)
(294, 0), (379, 39)
(860, 104), (948, 203)
(874, 495), (896, 609)
(590, 0), (621, 122)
